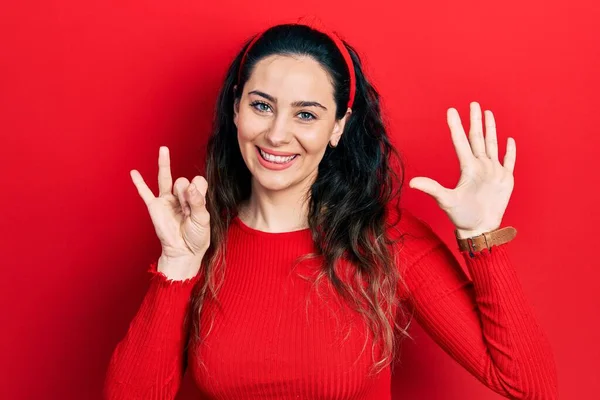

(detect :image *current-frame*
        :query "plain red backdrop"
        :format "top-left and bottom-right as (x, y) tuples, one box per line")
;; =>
(1, 0), (598, 399)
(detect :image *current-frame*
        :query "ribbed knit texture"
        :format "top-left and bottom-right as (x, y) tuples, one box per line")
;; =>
(104, 210), (558, 399)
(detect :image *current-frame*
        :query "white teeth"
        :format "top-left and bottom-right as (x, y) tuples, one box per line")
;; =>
(259, 148), (296, 164)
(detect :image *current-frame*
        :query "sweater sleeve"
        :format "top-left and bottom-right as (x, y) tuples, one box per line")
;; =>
(394, 211), (559, 399)
(104, 261), (202, 400)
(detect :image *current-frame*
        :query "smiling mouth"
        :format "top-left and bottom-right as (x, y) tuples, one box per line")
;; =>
(257, 147), (299, 164)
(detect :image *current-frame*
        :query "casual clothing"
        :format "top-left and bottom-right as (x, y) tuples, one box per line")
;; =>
(105, 209), (558, 399)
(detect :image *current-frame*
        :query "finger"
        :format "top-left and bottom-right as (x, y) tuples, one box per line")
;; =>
(409, 177), (449, 202)
(469, 102), (487, 158)
(187, 177), (210, 225)
(447, 108), (474, 170)
(185, 184), (203, 212)
(484, 110), (499, 161)
(158, 146), (173, 197)
(130, 169), (155, 205)
(503, 137), (517, 173)
(173, 177), (191, 216)
(191, 176), (209, 198)
(188, 176), (208, 211)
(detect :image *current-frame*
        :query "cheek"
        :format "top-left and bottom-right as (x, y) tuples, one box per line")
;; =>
(237, 108), (266, 141)
(297, 128), (332, 154)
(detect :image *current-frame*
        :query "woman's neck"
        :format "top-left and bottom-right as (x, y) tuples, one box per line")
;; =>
(238, 179), (312, 233)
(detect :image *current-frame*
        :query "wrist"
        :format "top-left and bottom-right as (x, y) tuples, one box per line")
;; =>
(455, 225), (500, 239)
(157, 254), (203, 281)
(455, 226), (517, 256)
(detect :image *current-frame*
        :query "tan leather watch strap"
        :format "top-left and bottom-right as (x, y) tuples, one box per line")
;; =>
(455, 226), (517, 256)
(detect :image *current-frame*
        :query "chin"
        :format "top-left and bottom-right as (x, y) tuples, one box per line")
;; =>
(252, 171), (298, 193)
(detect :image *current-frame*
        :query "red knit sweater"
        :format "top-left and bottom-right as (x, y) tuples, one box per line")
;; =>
(104, 210), (558, 399)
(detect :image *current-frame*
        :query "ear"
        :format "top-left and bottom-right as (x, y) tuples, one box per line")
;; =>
(233, 85), (240, 127)
(329, 107), (352, 147)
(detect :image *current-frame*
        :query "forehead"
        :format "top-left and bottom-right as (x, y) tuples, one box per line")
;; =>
(246, 55), (335, 104)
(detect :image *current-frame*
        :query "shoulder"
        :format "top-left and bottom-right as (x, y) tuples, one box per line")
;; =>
(385, 206), (446, 267)
(385, 204), (439, 242)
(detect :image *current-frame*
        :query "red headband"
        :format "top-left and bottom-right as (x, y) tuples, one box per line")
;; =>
(236, 23), (356, 110)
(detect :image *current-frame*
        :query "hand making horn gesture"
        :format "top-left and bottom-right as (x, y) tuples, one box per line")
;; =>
(409, 102), (516, 238)
(130, 146), (210, 280)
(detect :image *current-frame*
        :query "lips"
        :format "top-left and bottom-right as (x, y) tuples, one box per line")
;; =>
(258, 147), (297, 163)
(256, 146), (298, 157)
(255, 146), (299, 170)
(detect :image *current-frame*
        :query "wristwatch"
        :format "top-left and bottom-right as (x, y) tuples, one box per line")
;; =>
(455, 226), (517, 257)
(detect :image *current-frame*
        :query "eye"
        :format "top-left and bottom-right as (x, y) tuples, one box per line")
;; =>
(298, 111), (316, 121)
(250, 101), (272, 113)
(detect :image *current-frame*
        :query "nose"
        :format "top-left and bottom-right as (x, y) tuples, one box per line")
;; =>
(264, 114), (293, 147)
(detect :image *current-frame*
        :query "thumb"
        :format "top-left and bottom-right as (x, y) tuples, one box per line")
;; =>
(409, 177), (447, 200)
(187, 178), (208, 214)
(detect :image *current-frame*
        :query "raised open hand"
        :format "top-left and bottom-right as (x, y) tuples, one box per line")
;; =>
(409, 102), (516, 238)
(130, 146), (210, 279)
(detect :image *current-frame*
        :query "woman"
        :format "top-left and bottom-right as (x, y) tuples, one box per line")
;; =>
(105, 22), (558, 399)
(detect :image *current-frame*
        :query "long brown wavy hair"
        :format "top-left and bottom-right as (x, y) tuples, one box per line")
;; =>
(187, 23), (414, 376)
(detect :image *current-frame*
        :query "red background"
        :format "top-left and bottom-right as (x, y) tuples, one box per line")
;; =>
(2, 1), (598, 399)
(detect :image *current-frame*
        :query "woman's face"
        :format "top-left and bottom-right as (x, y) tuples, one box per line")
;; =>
(234, 54), (351, 193)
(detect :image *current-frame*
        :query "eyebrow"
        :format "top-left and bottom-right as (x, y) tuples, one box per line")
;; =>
(248, 90), (328, 111)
